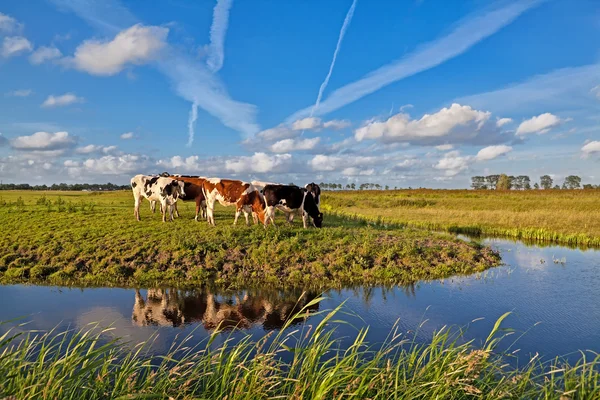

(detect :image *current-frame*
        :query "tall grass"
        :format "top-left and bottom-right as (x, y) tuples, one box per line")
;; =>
(1, 300), (598, 399)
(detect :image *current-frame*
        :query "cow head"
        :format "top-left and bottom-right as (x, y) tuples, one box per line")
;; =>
(174, 180), (186, 198)
(313, 212), (323, 228)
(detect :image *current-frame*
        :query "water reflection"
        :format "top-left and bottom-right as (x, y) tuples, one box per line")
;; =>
(132, 289), (319, 330)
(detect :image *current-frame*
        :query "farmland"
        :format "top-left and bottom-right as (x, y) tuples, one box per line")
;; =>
(322, 189), (600, 247)
(0, 190), (499, 289)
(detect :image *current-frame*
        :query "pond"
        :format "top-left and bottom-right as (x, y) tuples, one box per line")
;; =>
(1, 238), (598, 364)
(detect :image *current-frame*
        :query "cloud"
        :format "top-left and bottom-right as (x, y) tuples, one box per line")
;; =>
(354, 103), (510, 146)
(224, 153), (293, 174)
(270, 137), (320, 153)
(29, 46), (62, 64)
(581, 141), (600, 159)
(591, 85), (600, 100)
(120, 131), (134, 139)
(515, 113), (561, 135)
(292, 117), (322, 131)
(496, 117), (513, 127)
(0, 133), (7, 147)
(11, 131), (77, 151)
(288, 0), (542, 121)
(309, 154), (379, 172)
(5, 89), (32, 97)
(2, 36), (33, 58)
(342, 167), (375, 176)
(310, 0), (358, 116)
(323, 119), (351, 130)
(82, 153), (149, 175)
(435, 144), (453, 151)
(69, 24), (168, 75)
(434, 150), (472, 176)
(0, 12), (23, 34)
(41, 93), (84, 108)
(475, 145), (512, 161)
(63, 159), (80, 167)
(206, 0), (233, 73)
(75, 144), (119, 155)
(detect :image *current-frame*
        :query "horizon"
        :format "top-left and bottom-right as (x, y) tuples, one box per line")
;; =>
(1, 0), (599, 188)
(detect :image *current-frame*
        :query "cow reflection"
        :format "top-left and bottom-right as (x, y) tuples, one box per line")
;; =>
(132, 289), (319, 331)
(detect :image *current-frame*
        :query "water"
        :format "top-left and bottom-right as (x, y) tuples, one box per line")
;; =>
(1, 238), (598, 363)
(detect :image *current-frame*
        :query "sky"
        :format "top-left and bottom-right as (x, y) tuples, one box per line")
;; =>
(0, 0), (599, 188)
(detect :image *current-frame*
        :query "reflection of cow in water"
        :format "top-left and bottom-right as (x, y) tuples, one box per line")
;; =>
(132, 289), (319, 330)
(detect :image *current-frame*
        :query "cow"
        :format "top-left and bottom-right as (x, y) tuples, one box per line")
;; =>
(262, 184), (323, 228)
(201, 178), (266, 226)
(155, 175), (207, 221)
(130, 174), (185, 222)
(305, 182), (321, 209)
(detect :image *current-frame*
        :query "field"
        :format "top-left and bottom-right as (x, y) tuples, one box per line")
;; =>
(0, 190), (499, 289)
(322, 189), (600, 247)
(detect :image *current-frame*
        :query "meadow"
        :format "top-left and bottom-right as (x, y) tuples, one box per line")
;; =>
(1, 303), (598, 399)
(0, 190), (499, 289)
(322, 189), (600, 247)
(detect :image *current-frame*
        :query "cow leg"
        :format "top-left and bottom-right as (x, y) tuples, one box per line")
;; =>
(134, 194), (141, 221)
(206, 201), (216, 226)
(201, 201), (207, 219)
(174, 202), (180, 218)
(243, 208), (251, 226)
(252, 212), (258, 225)
(150, 200), (156, 213)
(302, 211), (308, 229)
(233, 208), (241, 225)
(161, 199), (168, 222)
(195, 198), (201, 221)
(264, 206), (276, 227)
(287, 212), (294, 224)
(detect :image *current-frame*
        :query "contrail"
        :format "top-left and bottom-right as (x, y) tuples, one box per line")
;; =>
(288, 0), (544, 122)
(310, 0), (357, 117)
(207, 0), (233, 73)
(187, 101), (199, 147)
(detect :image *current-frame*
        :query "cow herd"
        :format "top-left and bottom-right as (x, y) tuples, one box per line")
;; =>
(130, 173), (323, 228)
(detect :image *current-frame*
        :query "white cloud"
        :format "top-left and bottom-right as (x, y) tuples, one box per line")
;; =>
(69, 24), (168, 75)
(2, 36), (33, 58)
(591, 85), (600, 100)
(226, 152), (293, 174)
(323, 119), (351, 130)
(5, 89), (32, 97)
(434, 150), (472, 177)
(120, 131), (134, 139)
(29, 46), (62, 64)
(0, 12), (22, 34)
(63, 160), (80, 167)
(75, 144), (119, 155)
(435, 144), (453, 151)
(475, 145), (512, 161)
(342, 167), (375, 176)
(41, 93), (84, 108)
(269, 137), (320, 153)
(516, 113), (561, 135)
(496, 117), (513, 127)
(292, 117), (322, 131)
(206, 0), (233, 73)
(309, 154), (379, 172)
(288, 0), (541, 121)
(354, 103), (506, 146)
(581, 141), (600, 159)
(11, 131), (77, 151)
(82, 154), (147, 175)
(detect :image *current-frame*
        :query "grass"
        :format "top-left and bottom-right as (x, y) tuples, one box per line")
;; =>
(322, 189), (600, 247)
(0, 190), (499, 289)
(1, 300), (598, 399)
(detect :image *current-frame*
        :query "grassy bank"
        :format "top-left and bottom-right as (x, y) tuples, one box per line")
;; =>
(323, 189), (600, 247)
(0, 191), (499, 289)
(1, 304), (598, 399)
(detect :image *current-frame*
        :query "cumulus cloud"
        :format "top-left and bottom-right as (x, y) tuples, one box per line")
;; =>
(41, 93), (84, 108)
(581, 141), (600, 159)
(292, 117), (322, 131)
(63, 159), (80, 167)
(496, 117), (513, 127)
(225, 152), (292, 174)
(0, 12), (23, 33)
(5, 89), (32, 97)
(309, 154), (379, 172)
(323, 120), (351, 129)
(75, 144), (119, 155)
(11, 131), (77, 151)
(68, 24), (168, 75)
(120, 131), (134, 139)
(2, 36), (32, 58)
(515, 113), (561, 136)
(475, 145), (512, 161)
(342, 167), (375, 176)
(434, 150), (472, 177)
(435, 144), (453, 151)
(269, 137), (320, 153)
(29, 46), (62, 64)
(354, 103), (509, 146)
(82, 154), (149, 175)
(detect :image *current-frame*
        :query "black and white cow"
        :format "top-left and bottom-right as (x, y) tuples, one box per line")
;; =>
(131, 174), (185, 222)
(305, 182), (321, 209)
(262, 184), (323, 228)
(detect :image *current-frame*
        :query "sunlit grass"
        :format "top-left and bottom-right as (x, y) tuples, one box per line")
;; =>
(1, 300), (598, 399)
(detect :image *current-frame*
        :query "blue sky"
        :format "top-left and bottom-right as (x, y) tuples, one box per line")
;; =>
(0, 0), (599, 188)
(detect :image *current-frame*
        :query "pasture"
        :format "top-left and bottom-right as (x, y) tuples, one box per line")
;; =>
(0, 190), (499, 289)
(323, 189), (600, 247)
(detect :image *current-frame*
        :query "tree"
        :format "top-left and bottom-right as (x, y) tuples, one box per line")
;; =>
(350, 183), (356, 190)
(553, 185), (560, 190)
(471, 176), (487, 190)
(515, 175), (530, 190)
(496, 174), (511, 190)
(540, 175), (553, 190)
(385, 185), (389, 190)
(562, 175), (581, 190)
(485, 175), (500, 189)
(533, 183), (540, 190)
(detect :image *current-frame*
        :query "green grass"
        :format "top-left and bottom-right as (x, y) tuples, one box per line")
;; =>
(0, 190), (499, 289)
(323, 189), (600, 247)
(1, 301), (598, 399)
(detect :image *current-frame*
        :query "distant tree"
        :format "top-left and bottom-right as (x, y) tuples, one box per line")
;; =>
(385, 185), (389, 190)
(496, 174), (512, 190)
(540, 175), (553, 190)
(562, 175), (581, 190)
(375, 184), (381, 190)
(394, 186), (398, 190)
(350, 183), (356, 190)
(514, 175), (530, 190)
(471, 176), (487, 190)
(485, 175), (500, 189)
(533, 183), (540, 190)
(508, 176), (516, 190)
(583, 184), (594, 190)
(553, 185), (561, 190)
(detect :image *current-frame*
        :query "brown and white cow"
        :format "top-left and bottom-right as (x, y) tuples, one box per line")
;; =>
(201, 178), (266, 226)
(161, 175), (207, 221)
(131, 174), (185, 222)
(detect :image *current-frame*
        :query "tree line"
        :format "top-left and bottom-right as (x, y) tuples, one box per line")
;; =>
(319, 183), (394, 191)
(0, 182), (130, 191)
(470, 174), (597, 190)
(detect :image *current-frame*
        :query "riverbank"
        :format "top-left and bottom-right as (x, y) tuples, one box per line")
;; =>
(1, 306), (597, 399)
(323, 189), (600, 247)
(0, 191), (499, 289)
